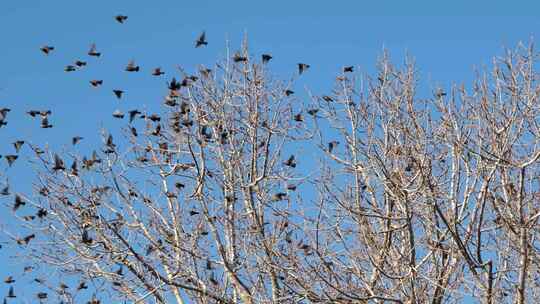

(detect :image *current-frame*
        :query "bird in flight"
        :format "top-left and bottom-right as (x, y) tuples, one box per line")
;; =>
(195, 31), (208, 48)
(152, 67), (165, 76)
(72, 136), (83, 145)
(262, 54), (272, 64)
(343, 66), (354, 73)
(13, 141), (24, 153)
(113, 89), (124, 99)
(125, 60), (140, 72)
(115, 15), (128, 23)
(90, 80), (103, 87)
(40, 46), (54, 55)
(298, 63), (310, 75)
(88, 43), (101, 57)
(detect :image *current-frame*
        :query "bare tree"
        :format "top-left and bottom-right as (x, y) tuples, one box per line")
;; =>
(4, 42), (540, 304)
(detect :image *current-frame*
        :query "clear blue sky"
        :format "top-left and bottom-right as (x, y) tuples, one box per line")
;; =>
(0, 0), (539, 302)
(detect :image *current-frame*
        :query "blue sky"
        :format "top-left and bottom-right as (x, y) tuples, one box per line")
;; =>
(0, 0), (539, 302)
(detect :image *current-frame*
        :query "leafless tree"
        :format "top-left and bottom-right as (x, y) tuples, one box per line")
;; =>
(5, 42), (540, 304)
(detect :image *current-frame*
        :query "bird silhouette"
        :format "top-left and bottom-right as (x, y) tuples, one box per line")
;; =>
(130, 127), (138, 137)
(328, 141), (339, 153)
(152, 67), (164, 76)
(285, 90), (294, 96)
(5, 155), (18, 167)
(262, 54), (272, 64)
(65, 65), (76, 72)
(17, 233), (35, 245)
(322, 95), (334, 102)
(52, 154), (65, 171)
(168, 77), (181, 91)
(343, 66), (354, 73)
(115, 15), (128, 23)
(233, 52), (247, 63)
(0, 108), (11, 127)
(272, 192), (288, 201)
(40, 46), (54, 55)
(0, 185), (9, 196)
(7, 286), (15, 298)
(112, 110), (125, 119)
(125, 60), (140, 72)
(88, 43), (101, 57)
(41, 116), (53, 128)
(195, 31), (208, 48)
(75, 60), (87, 67)
(13, 195), (25, 211)
(90, 80), (103, 87)
(307, 109), (319, 116)
(13, 141), (24, 153)
(298, 63), (310, 75)
(3, 276), (14, 284)
(37, 292), (47, 300)
(128, 110), (141, 123)
(293, 113), (303, 122)
(113, 89), (124, 99)
(283, 155), (296, 168)
(72, 136), (83, 145)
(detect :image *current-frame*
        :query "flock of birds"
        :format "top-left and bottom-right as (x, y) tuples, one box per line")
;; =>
(0, 13), (359, 303)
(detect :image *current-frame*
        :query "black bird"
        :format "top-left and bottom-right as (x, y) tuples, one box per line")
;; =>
(36, 208), (47, 219)
(272, 192), (288, 201)
(262, 54), (272, 64)
(130, 127), (138, 137)
(75, 60), (87, 67)
(72, 136), (83, 145)
(52, 154), (65, 171)
(115, 15), (128, 23)
(71, 160), (79, 176)
(77, 281), (88, 290)
(195, 31), (208, 48)
(128, 110), (141, 123)
(13, 141), (24, 153)
(125, 60), (140, 72)
(322, 95), (334, 102)
(17, 233), (35, 245)
(298, 63), (310, 75)
(13, 194), (25, 211)
(0, 108), (10, 126)
(168, 77), (181, 91)
(4, 276), (15, 284)
(106, 134), (115, 149)
(113, 89), (124, 99)
(233, 52), (247, 63)
(285, 90), (294, 96)
(152, 67), (164, 76)
(64, 65), (76, 72)
(88, 43), (101, 57)
(283, 155), (296, 168)
(112, 110), (125, 119)
(90, 80), (103, 87)
(40, 46), (54, 55)
(0, 185), (9, 196)
(5, 155), (18, 167)
(37, 292), (47, 299)
(328, 141), (339, 153)
(293, 113), (303, 122)
(41, 117), (53, 128)
(307, 109), (319, 116)
(343, 66), (354, 73)
(81, 230), (92, 245)
(7, 286), (15, 298)
(147, 114), (161, 122)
